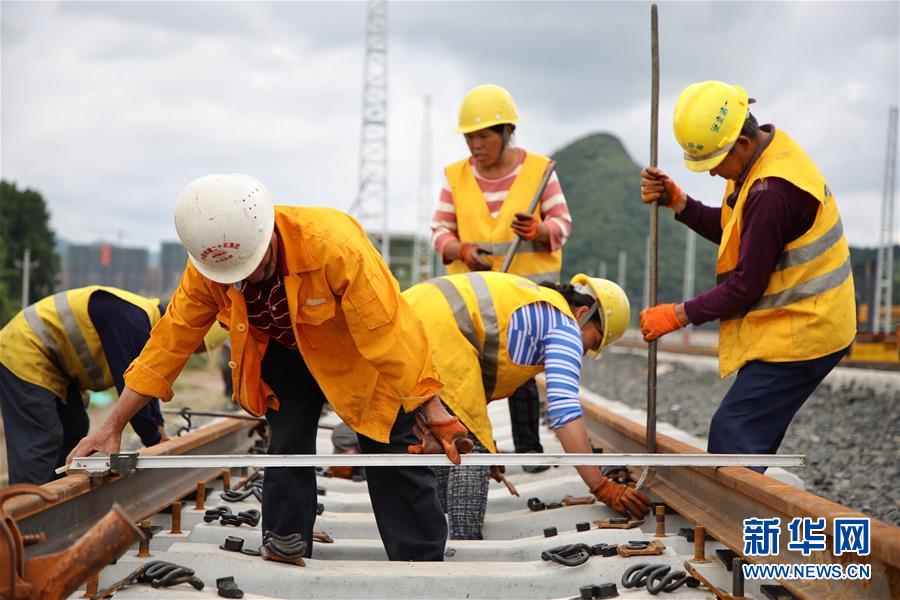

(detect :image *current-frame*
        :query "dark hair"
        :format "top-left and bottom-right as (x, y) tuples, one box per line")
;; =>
(539, 282), (601, 326)
(488, 123), (516, 136)
(740, 112), (759, 138)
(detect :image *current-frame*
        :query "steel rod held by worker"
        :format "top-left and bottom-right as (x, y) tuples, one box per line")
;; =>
(647, 3), (660, 455)
(499, 160), (557, 273)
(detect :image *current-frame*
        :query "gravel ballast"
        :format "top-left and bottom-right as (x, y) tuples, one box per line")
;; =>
(578, 348), (900, 525)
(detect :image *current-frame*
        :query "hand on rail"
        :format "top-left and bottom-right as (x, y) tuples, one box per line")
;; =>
(65, 426), (122, 467)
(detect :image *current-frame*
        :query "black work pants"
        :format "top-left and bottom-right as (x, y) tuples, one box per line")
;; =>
(708, 345), (850, 473)
(260, 341), (446, 560)
(508, 377), (543, 453)
(0, 363), (89, 484)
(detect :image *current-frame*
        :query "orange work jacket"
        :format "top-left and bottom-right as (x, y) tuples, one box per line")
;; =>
(124, 206), (442, 442)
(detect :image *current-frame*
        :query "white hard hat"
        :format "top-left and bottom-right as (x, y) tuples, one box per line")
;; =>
(174, 174), (275, 284)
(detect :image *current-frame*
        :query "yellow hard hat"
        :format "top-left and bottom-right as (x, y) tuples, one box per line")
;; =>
(457, 84), (519, 134)
(570, 274), (630, 358)
(673, 81), (750, 172)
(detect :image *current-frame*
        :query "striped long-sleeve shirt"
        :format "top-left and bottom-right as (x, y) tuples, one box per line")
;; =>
(431, 148), (573, 260)
(507, 301), (584, 429)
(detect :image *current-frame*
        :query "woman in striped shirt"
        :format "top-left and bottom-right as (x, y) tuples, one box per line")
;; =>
(431, 83), (575, 469)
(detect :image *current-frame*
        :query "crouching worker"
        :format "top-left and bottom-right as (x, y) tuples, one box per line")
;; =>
(67, 174), (471, 561)
(403, 272), (651, 539)
(0, 286), (179, 484)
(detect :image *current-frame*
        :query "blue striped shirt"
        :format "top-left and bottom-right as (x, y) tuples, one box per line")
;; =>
(507, 302), (584, 429)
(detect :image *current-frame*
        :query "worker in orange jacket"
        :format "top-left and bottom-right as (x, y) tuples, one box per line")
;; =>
(68, 174), (472, 562)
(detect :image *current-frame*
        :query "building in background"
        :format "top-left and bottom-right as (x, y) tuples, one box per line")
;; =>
(160, 242), (188, 296)
(61, 243), (150, 294)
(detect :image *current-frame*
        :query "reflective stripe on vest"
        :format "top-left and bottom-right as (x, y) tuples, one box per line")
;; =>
(428, 273), (500, 398)
(722, 258), (852, 321)
(22, 304), (67, 374)
(717, 219), (846, 285)
(462, 239), (545, 256)
(54, 292), (108, 388)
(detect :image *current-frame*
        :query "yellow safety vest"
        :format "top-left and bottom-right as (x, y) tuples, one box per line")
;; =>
(715, 129), (856, 377)
(403, 272), (575, 451)
(445, 152), (562, 283)
(0, 286), (160, 400)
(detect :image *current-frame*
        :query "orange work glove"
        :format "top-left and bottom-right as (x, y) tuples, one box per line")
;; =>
(407, 412), (474, 465)
(326, 465), (353, 479)
(510, 212), (540, 241)
(639, 303), (686, 342)
(458, 243), (493, 271)
(590, 477), (651, 520)
(640, 167), (684, 208)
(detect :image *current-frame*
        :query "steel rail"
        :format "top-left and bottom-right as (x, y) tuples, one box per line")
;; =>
(6, 418), (257, 558)
(617, 337), (900, 371)
(575, 392), (900, 599)
(68, 452), (806, 474)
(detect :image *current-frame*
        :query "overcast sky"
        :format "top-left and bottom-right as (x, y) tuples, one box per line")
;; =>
(2, 1), (898, 252)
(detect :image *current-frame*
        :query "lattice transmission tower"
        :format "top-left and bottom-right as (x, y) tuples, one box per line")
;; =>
(873, 106), (898, 334)
(349, 0), (390, 262)
(412, 95), (435, 283)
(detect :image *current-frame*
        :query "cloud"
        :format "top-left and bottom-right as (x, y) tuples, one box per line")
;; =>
(1, 1), (897, 250)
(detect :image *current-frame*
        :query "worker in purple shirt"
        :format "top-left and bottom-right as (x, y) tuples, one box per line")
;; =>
(638, 81), (856, 470)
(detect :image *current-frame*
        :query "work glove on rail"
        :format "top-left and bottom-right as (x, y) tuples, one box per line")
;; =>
(408, 412), (474, 465)
(590, 477), (651, 520)
(640, 167), (686, 211)
(458, 243), (493, 271)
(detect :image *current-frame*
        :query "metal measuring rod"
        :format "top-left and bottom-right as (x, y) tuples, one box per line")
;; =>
(68, 452), (806, 476)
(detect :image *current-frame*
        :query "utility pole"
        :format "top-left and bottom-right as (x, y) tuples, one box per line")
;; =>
(349, 0), (390, 263)
(873, 106), (898, 334)
(617, 250), (627, 289)
(14, 247), (40, 308)
(412, 95), (434, 284)
(598, 261), (608, 279)
(682, 230), (696, 343)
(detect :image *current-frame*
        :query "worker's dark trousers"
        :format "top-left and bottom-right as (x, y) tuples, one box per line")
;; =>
(508, 378), (543, 453)
(260, 342), (446, 560)
(707, 345), (850, 473)
(0, 363), (89, 484)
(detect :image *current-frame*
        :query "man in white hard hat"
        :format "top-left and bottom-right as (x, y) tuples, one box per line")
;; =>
(638, 81), (855, 470)
(68, 174), (473, 562)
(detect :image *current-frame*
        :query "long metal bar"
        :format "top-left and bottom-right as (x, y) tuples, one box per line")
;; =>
(69, 452), (806, 474)
(499, 160), (557, 273)
(647, 3), (660, 455)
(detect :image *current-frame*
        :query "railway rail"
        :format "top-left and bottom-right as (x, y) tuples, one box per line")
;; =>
(615, 338), (900, 371)
(2, 383), (898, 600)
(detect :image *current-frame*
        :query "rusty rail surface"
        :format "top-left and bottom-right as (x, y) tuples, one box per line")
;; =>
(7, 418), (256, 558)
(578, 396), (900, 599)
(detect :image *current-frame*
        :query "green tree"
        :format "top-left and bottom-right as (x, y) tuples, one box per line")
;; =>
(0, 180), (60, 325)
(0, 234), (10, 325)
(552, 132), (718, 319)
